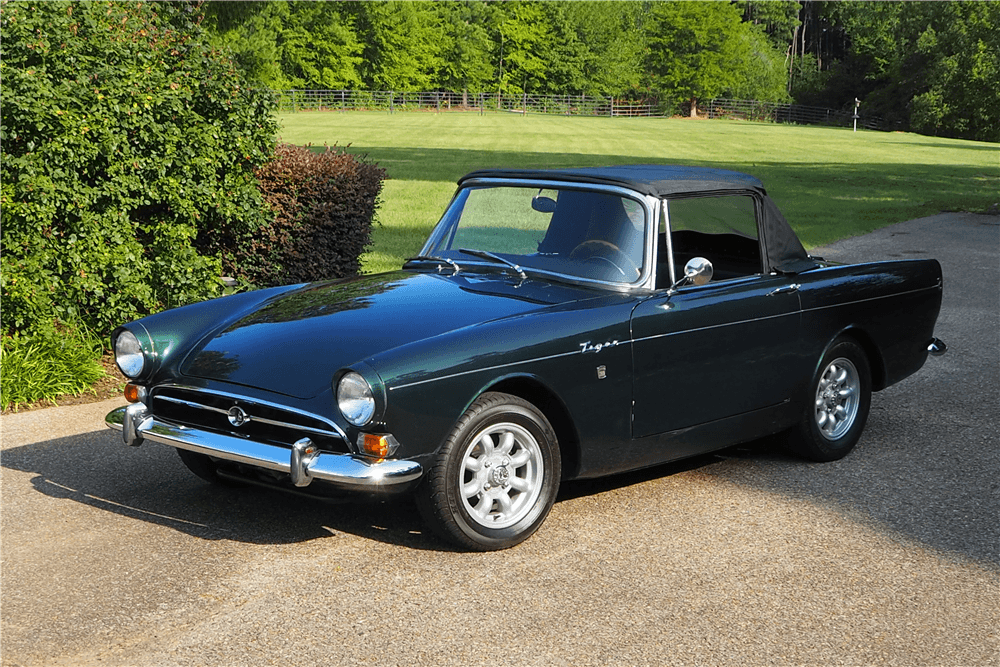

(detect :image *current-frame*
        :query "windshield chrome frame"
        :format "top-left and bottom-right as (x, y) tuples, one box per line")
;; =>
(419, 178), (659, 292)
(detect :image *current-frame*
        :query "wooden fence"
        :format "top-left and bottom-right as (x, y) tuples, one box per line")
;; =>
(274, 90), (890, 130)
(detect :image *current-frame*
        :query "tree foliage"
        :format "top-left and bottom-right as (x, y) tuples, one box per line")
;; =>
(645, 1), (787, 116)
(189, 0), (997, 141)
(833, 1), (999, 141)
(346, 1), (445, 91)
(0, 0), (278, 335)
(202, 1), (363, 90)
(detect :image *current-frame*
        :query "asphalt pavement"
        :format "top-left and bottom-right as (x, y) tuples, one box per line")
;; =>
(2, 212), (997, 666)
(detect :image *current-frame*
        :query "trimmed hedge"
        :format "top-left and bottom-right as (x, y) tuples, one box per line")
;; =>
(207, 144), (386, 287)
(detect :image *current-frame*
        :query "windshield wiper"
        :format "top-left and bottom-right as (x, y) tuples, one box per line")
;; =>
(457, 248), (527, 281)
(404, 254), (460, 274)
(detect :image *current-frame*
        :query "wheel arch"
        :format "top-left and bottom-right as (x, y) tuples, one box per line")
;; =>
(831, 326), (887, 391)
(485, 375), (582, 481)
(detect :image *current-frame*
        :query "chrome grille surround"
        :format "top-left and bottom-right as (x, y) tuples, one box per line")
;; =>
(149, 385), (351, 454)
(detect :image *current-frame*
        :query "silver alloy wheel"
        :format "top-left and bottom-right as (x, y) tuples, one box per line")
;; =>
(459, 422), (544, 530)
(814, 357), (860, 440)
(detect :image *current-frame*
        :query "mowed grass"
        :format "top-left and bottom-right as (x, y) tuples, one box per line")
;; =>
(277, 111), (999, 274)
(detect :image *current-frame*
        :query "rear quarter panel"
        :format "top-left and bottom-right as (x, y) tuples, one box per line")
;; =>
(797, 259), (944, 390)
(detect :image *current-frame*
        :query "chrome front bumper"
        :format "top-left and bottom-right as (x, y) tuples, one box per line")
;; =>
(106, 405), (422, 491)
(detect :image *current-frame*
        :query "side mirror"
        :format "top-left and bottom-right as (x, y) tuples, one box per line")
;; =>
(683, 257), (713, 286)
(668, 257), (714, 293)
(531, 195), (557, 213)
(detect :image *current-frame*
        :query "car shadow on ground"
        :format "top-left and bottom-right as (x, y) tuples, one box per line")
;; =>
(4, 420), (997, 566)
(2, 427), (777, 553)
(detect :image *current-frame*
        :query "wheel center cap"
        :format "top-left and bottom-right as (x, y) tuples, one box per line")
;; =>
(490, 466), (510, 486)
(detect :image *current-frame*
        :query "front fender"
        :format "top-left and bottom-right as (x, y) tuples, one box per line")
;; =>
(367, 294), (638, 469)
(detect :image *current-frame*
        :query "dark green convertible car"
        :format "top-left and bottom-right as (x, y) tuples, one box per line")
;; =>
(107, 165), (946, 550)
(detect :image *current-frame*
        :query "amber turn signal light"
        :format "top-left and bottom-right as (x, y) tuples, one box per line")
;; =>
(123, 383), (142, 403)
(359, 433), (400, 459)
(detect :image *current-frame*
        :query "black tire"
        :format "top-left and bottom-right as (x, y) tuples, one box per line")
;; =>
(176, 448), (239, 486)
(415, 392), (561, 551)
(785, 338), (872, 462)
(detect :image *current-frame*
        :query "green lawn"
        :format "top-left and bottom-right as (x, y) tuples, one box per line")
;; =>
(277, 111), (999, 274)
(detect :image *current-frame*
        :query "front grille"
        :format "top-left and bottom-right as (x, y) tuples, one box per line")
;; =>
(149, 386), (350, 454)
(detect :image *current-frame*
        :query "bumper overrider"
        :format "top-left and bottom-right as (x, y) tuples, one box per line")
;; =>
(106, 404), (422, 493)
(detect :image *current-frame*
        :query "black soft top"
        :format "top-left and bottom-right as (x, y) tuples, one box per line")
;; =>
(460, 164), (764, 198)
(458, 165), (817, 274)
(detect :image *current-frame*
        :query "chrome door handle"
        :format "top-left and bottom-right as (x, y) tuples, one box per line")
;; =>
(767, 283), (800, 296)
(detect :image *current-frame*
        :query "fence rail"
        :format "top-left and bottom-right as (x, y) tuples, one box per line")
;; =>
(705, 98), (889, 131)
(275, 89), (661, 117)
(275, 90), (889, 130)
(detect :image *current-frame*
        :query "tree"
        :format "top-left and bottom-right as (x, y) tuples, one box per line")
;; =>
(435, 0), (497, 101)
(202, 1), (363, 89)
(729, 23), (791, 102)
(823, 0), (999, 141)
(645, 1), (767, 116)
(738, 0), (801, 54)
(541, 1), (644, 97)
(566, 1), (644, 97)
(494, 1), (551, 95)
(0, 0), (278, 335)
(904, 2), (999, 141)
(346, 1), (445, 91)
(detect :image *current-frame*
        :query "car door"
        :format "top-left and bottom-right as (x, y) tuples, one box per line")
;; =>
(630, 194), (803, 440)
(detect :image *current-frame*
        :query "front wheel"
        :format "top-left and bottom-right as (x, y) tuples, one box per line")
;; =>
(415, 392), (561, 551)
(785, 338), (872, 462)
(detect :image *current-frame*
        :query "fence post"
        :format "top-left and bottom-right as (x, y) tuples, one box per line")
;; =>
(390, 91), (394, 115)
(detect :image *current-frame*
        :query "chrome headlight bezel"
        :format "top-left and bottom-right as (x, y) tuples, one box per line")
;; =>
(114, 330), (146, 379)
(337, 371), (376, 427)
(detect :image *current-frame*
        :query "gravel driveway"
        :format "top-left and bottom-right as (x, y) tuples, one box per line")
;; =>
(2, 212), (997, 667)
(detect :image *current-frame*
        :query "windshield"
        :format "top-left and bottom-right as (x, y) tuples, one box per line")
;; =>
(422, 185), (649, 285)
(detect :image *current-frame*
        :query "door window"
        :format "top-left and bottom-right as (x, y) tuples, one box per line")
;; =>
(658, 196), (762, 287)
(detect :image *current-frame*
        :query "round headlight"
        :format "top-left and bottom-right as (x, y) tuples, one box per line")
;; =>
(114, 330), (145, 378)
(337, 372), (375, 426)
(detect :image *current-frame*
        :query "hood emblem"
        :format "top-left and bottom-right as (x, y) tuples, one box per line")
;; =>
(227, 405), (250, 427)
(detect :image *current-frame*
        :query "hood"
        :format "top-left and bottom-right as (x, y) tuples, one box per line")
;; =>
(180, 270), (597, 398)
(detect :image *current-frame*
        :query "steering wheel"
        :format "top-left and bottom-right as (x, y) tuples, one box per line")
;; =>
(569, 239), (640, 281)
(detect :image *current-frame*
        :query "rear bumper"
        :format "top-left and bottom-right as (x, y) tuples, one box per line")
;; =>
(928, 337), (947, 356)
(106, 405), (422, 492)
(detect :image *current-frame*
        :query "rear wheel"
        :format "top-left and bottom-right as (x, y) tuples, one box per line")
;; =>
(785, 338), (872, 462)
(416, 392), (561, 551)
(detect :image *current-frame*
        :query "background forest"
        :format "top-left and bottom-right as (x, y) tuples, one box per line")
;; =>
(205, 0), (998, 143)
